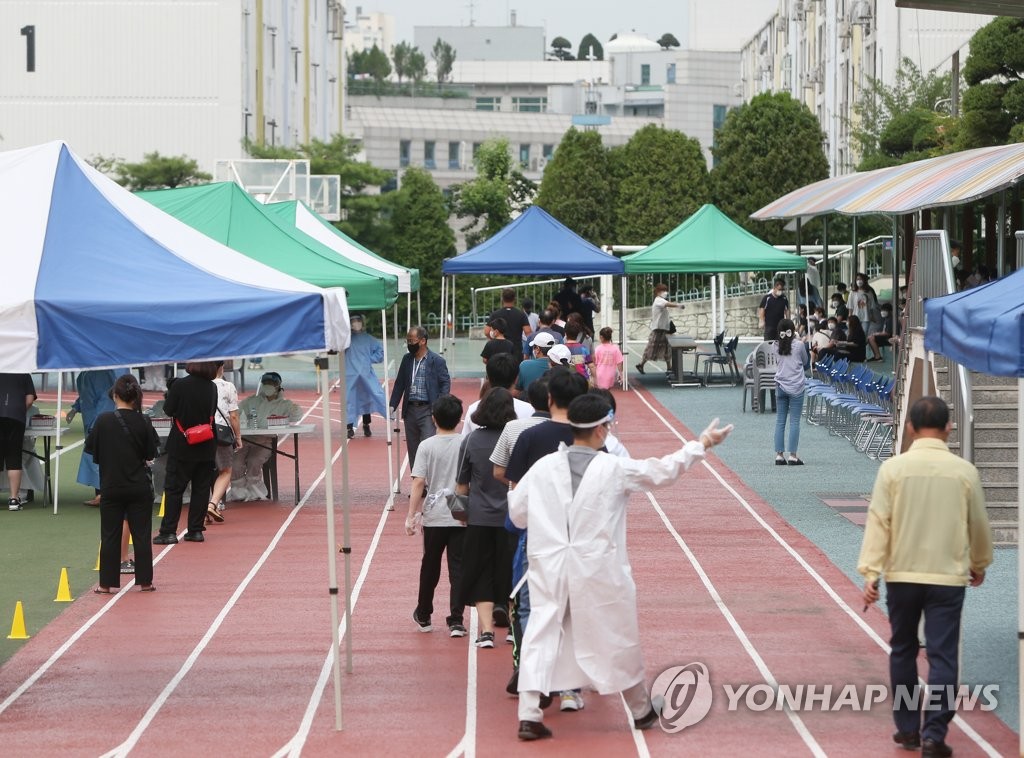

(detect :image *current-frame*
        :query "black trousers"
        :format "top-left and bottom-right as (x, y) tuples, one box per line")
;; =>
(404, 404), (436, 469)
(415, 526), (466, 626)
(887, 582), (965, 742)
(99, 489), (154, 588)
(159, 456), (216, 535)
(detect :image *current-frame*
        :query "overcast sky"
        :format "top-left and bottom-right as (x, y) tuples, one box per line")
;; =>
(359, 0), (779, 52)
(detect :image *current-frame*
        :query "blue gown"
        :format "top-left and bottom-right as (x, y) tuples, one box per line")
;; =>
(72, 369), (124, 489)
(345, 332), (386, 424)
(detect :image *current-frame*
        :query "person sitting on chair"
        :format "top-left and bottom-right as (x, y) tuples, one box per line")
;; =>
(229, 372), (301, 501)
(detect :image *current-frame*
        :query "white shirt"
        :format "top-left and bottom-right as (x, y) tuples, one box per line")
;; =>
(461, 396), (534, 436)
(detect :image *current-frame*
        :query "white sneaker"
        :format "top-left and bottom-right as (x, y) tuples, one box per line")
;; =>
(8, 497), (23, 511)
(560, 691), (585, 711)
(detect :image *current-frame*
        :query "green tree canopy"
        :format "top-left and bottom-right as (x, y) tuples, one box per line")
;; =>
(386, 167), (454, 316)
(392, 41), (411, 84)
(959, 17), (1024, 148)
(615, 124), (709, 245)
(432, 38), (456, 85)
(577, 33), (603, 61)
(349, 44), (391, 82)
(534, 128), (613, 244)
(406, 47), (427, 83)
(657, 33), (681, 49)
(551, 36), (575, 61)
(711, 92), (828, 241)
(100, 151), (211, 191)
(851, 56), (954, 170)
(450, 138), (536, 249)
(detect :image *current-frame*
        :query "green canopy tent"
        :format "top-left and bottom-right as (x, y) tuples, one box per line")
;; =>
(139, 183), (401, 690)
(139, 183), (399, 311)
(622, 203), (806, 342)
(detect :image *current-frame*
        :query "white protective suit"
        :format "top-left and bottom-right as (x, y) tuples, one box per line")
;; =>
(508, 439), (706, 695)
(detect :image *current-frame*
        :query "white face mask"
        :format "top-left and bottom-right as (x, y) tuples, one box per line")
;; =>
(261, 384), (280, 399)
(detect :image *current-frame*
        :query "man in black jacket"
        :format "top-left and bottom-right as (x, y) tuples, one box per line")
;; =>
(390, 326), (451, 467)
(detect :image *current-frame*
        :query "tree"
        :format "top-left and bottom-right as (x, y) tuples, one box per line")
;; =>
(535, 128), (614, 244)
(577, 33), (603, 61)
(657, 33), (681, 50)
(710, 92), (828, 241)
(614, 124), (710, 245)
(432, 38), (456, 86)
(386, 167), (455, 317)
(392, 41), (411, 84)
(450, 138), (536, 249)
(851, 57), (954, 170)
(406, 48), (427, 83)
(959, 17), (1024, 148)
(104, 151), (211, 191)
(348, 44), (391, 82)
(550, 36), (574, 61)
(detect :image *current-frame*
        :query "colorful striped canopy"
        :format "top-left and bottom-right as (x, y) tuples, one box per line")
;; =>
(752, 143), (1024, 220)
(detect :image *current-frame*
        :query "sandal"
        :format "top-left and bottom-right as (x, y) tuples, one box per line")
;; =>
(787, 455), (804, 466)
(207, 502), (224, 523)
(635, 363), (646, 375)
(775, 453), (787, 466)
(93, 587), (114, 594)
(139, 585), (157, 593)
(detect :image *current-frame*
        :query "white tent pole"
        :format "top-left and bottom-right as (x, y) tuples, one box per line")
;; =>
(440, 276), (447, 347)
(53, 373), (63, 515)
(620, 275), (628, 391)
(318, 356), (342, 730)
(1018, 377), (1023, 757)
(338, 350), (354, 674)
(720, 276), (726, 333)
(417, 289), (422, 326)
(406, 292), (411, 334)
(381, 309), (396, 499)
(711, 275), (718, 337)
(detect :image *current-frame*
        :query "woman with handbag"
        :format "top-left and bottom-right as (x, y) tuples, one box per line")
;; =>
(635, 283), (684, 375)
(455, 388), (517, 649)
(85, 374), (159, 593)
(154, 361), (219, 545)
(208, 361), (243, 523)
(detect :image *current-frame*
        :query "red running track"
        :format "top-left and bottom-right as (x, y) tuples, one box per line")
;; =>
(0, 382), (1015, 757)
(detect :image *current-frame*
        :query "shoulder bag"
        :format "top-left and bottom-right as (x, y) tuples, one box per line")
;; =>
(446, 438), (470, 523)
(215, 407), (236, 447)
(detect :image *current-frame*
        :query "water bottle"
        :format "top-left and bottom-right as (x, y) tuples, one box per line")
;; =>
(249, 408), (259, 429)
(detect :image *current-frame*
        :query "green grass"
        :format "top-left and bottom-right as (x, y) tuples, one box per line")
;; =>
(0, 413), (160, 664)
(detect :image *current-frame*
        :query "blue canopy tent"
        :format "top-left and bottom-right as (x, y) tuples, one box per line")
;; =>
(924, 268), (1024, 746)
(439, 205), (624, 367)
(0, 141), (352, 727)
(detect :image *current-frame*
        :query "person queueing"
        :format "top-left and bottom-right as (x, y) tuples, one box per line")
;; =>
(0, 373), (37, 511)
(208, 361), (242, 521)
(509, 394), (733, 740)
(67, 369), (124, 506)
(859, 396), (993, 758)
(593, 327), (624, 390)
(345, 313), (387, 440)
(88, 374), (159, 593)
(405, 395), (467, 638)
(154, 361), (218, 544)
(389, 326), (451, 468)
(231, 372), (301, 501)
(771, 318), (809, 466)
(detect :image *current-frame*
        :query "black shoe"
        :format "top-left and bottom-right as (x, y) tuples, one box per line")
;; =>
(539, 692), (554, 709)
(892, 731), (920, 750)
(921, 739), (952, 757)
(633, 695), (663, 730)
(475, 632), (494, 648)
(152, 533), (178, 545)
(413, 609), (432, 633)
(183, 531), (205, 542)
(493, 606), (510, 628)
(23, 490), (34, 503)
(506, 669), (519, 695)
(346, 426), (354, 439)
(517, 720), (552, 741)
(363, 424), (372, 437)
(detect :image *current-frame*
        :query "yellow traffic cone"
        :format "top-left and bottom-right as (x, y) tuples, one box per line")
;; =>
(158, 492), (165, 517)
(93, 542), (101, 571)
(7, 601), (29, 640)
(54, 567), (74, 602)
(128, 532), (133, 547)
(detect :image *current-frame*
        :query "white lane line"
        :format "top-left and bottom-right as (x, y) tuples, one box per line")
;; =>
(444, 608), (479, 758)
(631, 386), (1001, 757)
(275, 496), (394, 758)
(621, 693), (651, 758)
(647, 491), (825, 756)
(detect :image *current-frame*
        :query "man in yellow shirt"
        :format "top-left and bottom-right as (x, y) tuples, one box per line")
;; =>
(859, 396), (992, 758)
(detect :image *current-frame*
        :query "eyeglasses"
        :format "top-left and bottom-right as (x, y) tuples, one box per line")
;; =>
(779, 329), (794, 338)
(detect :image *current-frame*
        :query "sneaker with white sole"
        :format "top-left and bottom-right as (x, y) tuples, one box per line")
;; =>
(448, 623), (467, 638)
(475, 632), (495, 648)
(120, 560), (135, 574)
(8, 497), (22, 511)
(560, 691), (585, 711)
(412, 610), (432, 633)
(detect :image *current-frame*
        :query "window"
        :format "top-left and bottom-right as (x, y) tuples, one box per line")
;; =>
(424, 141), (436, 169)
(448, 141), (461, 169)
(542, 144), (554, 160)
(640, 64), (651, 85)
(666, 63), (676, 84)
(519, 144), (531, 168)
(712, 105), (728, 168)
(475, 96), (501, 111)
(399, 140), (411, 168)
(511, 96), (547, 113)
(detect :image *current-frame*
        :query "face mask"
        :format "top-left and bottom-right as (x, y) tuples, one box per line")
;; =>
(407, 342), (420, 354)
(261, 384), (279, 398)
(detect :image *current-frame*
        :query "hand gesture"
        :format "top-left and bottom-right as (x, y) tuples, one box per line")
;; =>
(699, 418), (734, 449)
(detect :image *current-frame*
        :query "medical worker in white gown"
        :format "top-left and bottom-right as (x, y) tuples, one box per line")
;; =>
(508, 394), (732, 740)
